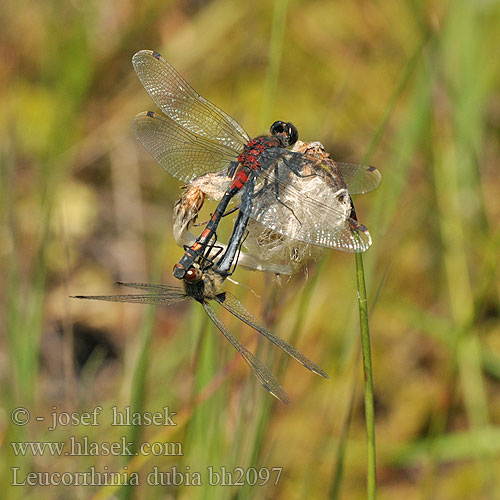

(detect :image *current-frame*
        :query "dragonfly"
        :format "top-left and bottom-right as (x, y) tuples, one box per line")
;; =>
(72, 266), (328, 403)
(173, 174), (294, 275)
(131, 50), (380, 280)
(173, 140), (381, 275)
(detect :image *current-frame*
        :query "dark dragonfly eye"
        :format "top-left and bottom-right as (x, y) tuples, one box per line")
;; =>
(286, 122), (299, 145)
(270, 121), (299, 146)
(270, 121), (285, 135)
(184, 267), (202, 283)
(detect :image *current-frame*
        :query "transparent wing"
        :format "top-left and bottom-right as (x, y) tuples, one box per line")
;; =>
(215, 291), (328, 378)
(245, 151), (372, 252)
(115, 281), (184, 292)
(132, 111), (241, 183)
(71, 282), (187, 305)
(336, 163), (381, 194)
(132, 50), (250, 151)
(202, 302), (290, 404)
(250, 180), (372, 252)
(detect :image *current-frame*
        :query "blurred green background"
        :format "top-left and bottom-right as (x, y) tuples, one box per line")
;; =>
(1, 0), (500, 499)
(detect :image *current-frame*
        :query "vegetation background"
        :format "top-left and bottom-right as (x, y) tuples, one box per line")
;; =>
(1, 0), (499, 499)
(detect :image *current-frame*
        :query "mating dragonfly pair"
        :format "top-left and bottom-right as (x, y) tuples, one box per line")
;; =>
(74, 50), (381, 403)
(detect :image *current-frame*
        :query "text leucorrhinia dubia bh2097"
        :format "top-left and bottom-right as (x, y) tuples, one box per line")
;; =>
(131, 50), (379, 280)
(73, 266), (328, 404)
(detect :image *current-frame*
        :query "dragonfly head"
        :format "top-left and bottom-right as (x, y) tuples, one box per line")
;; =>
(270, 121), (299, 147)
(183, 265), (203, 284)
(182, 266), (225, 303)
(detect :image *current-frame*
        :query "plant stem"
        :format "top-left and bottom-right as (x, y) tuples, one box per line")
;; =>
(355, 251), (376, 500)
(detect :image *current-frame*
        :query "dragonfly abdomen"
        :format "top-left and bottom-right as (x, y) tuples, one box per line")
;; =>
(173, 185), (241, 279)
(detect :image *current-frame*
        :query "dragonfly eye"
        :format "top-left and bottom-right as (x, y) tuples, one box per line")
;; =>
(270, 121), (285, 135)
(270, 121), (299, 146)
(184, 267), (202, 283)
(286, 122), (299, 145)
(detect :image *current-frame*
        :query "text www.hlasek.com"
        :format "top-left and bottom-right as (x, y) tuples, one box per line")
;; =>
(11, 437), (182, 457)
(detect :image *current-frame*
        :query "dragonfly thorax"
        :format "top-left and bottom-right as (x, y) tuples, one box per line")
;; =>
(236, 121), (297, 170)
(183, 268), (224, 302)
(238, 129), (296, 171)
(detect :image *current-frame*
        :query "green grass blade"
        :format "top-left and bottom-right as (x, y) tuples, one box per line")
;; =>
(355, 251), (376, 500)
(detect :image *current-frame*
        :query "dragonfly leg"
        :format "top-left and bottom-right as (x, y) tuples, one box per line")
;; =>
(192, 204), (239, 227)
(199, 233), (224, 270)
(191, 218), (210, 227)
(273, 164), (302, 225)
(282, 155), (318, 178)
(221, 205), (240, 218)
(349, 196), (358, 220)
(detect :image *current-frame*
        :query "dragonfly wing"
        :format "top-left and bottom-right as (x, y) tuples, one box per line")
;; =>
(115, 281), (183, 292)
(336, 162), (381, 194)
(215, 292), (328, 378)
(132, 111), (240, 183)
(132, 50), (250, 152)
(202, 302), (290, 404)
(72, 283), (187, 305)
(72, 293), (188, 305)
(246, 153), (372, 252)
